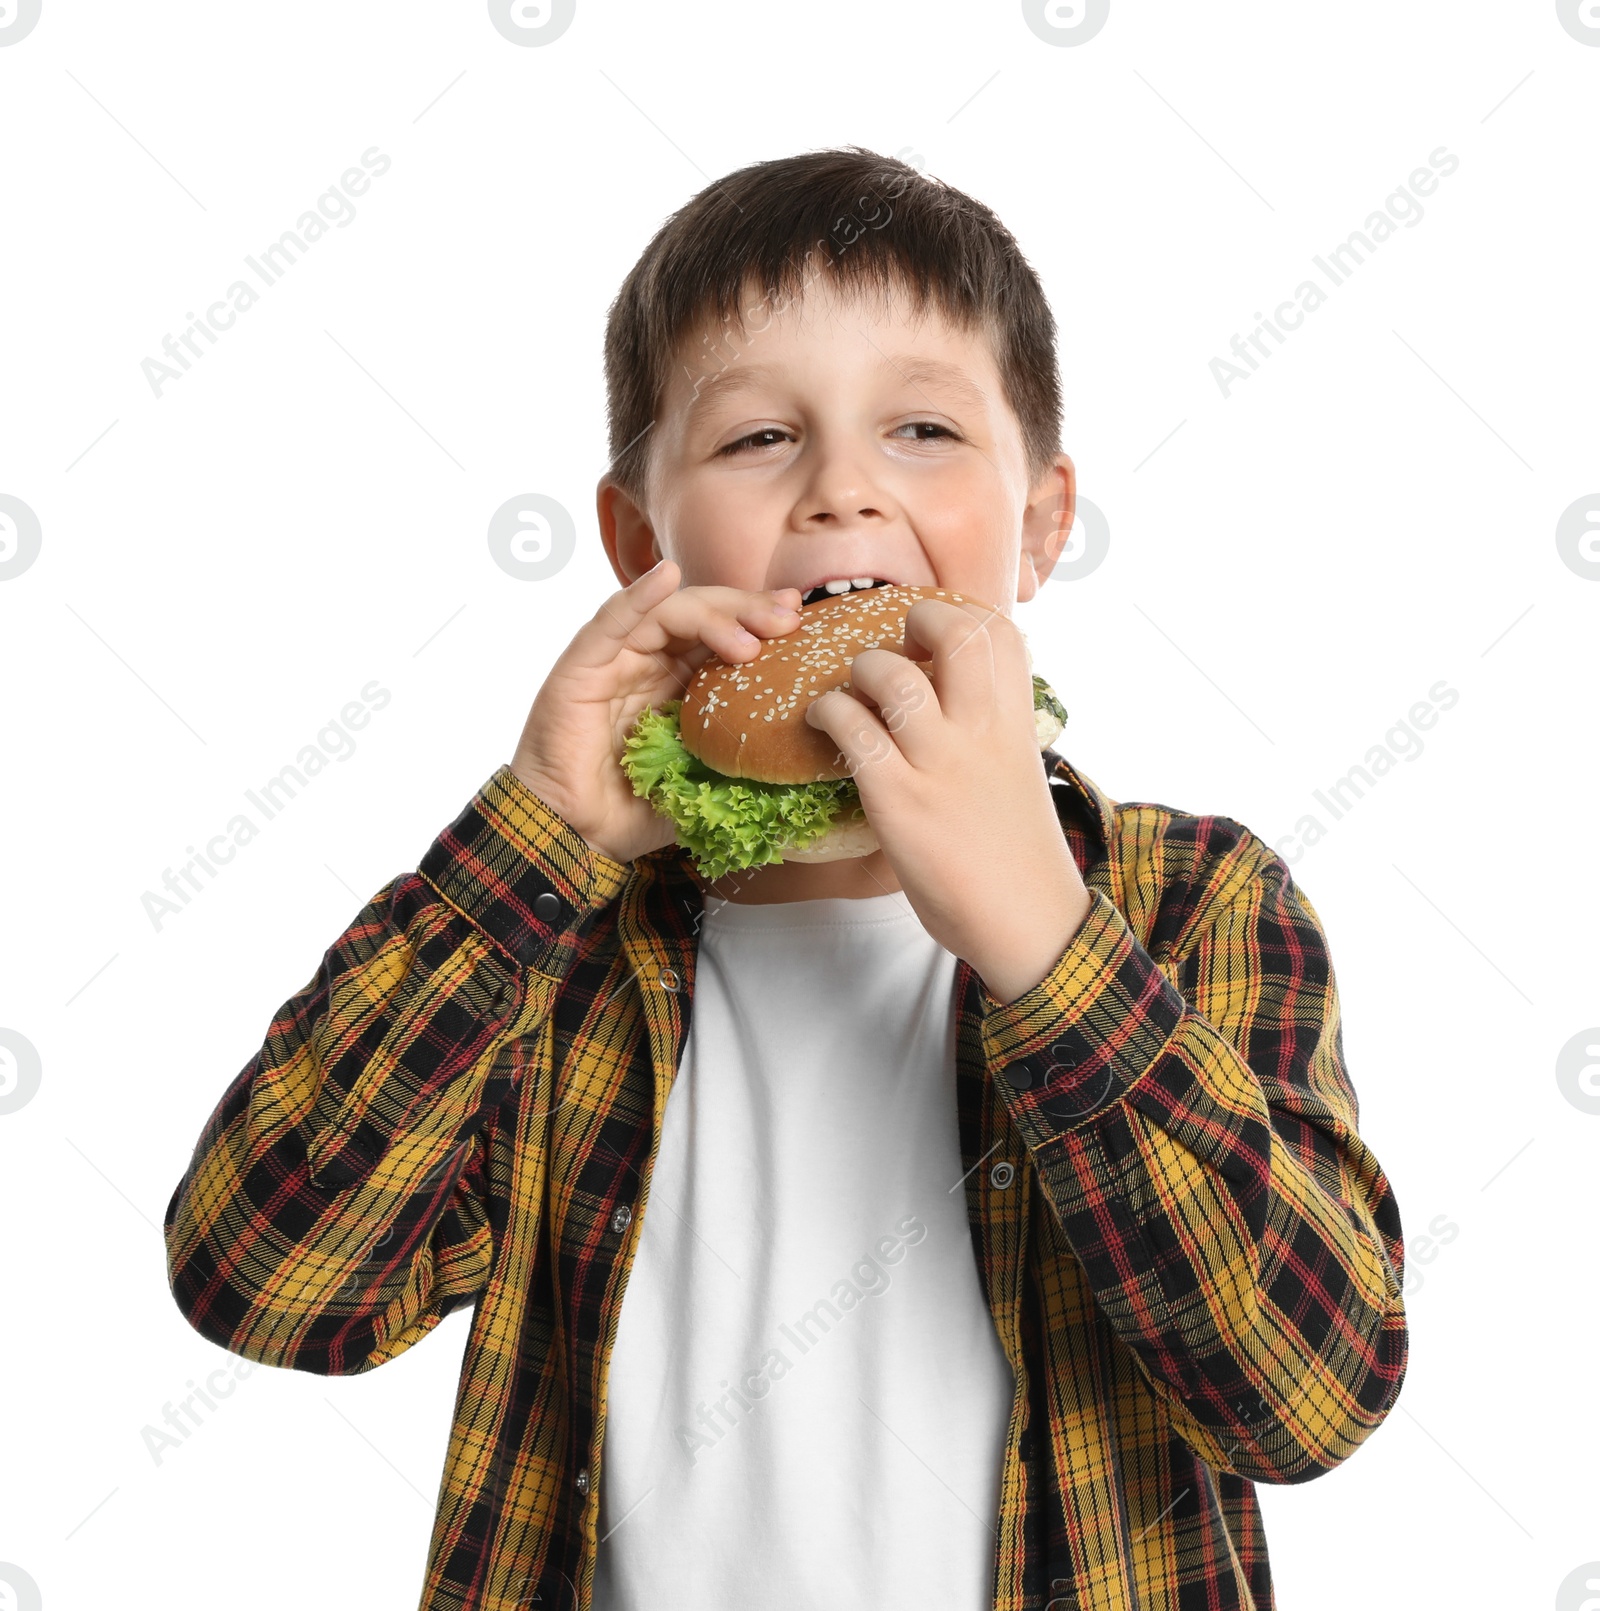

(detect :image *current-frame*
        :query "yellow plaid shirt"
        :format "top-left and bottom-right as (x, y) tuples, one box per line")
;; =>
(165, 750), (1408, 1609)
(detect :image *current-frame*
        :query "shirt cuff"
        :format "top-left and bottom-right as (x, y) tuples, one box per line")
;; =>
(417, 765), (631, 972)
(979, 885), (1187, 1152)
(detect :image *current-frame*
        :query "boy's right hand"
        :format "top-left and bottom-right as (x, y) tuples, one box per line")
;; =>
(509, 559), (804, 866)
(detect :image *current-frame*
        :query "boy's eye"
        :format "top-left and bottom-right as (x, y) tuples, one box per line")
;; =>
(718, 428), (791, 456)
(716, 421), (959, 456)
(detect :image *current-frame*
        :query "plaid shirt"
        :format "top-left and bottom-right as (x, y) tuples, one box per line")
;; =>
(164, 749), (1408, 1611)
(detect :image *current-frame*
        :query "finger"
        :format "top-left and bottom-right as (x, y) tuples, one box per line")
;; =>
(586, 570), (797, 679)
(905, 598), (1028, 731)
(568, 563), (699, 697)
(582, 559), (683, 663)
(646, 583), (804, 665)
(803, 687), (905, 796)
(843, 649), (942, 764)
(900, 599), (994, 729)
(578, 561), (727, 699)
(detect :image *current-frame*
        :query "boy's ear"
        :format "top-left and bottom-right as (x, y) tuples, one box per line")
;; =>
(596, 475), (661, 589)
(1018, 453), (1076, 601)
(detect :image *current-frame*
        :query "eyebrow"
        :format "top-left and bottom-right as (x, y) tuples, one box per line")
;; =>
(682, 353), (990, 430)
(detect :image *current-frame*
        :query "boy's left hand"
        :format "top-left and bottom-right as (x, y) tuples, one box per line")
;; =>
(804, 597), (1094, 1005)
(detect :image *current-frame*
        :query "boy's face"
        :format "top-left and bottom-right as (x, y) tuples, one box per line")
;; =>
(598, 273), (1074, 615)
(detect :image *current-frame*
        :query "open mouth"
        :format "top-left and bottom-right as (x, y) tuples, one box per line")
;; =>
(798, 577), (896, 608)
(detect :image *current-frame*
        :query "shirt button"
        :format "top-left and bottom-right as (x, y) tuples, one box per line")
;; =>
(610, 1204), (633, 1235)
(575, 1466), (590, 1496)
(1004, 1064), (1034, 1091)
(534, 891), (561, 923)
(989, 1161), (1015, 1190)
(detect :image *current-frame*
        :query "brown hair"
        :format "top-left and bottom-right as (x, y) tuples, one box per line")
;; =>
(602, 145), (1063, 508)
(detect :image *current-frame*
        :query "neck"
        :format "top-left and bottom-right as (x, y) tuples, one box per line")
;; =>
(705, 848), (903, 905)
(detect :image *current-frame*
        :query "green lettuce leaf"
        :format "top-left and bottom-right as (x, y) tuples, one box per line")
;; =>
(1032, 673), (1068, 731)
(621, 675), (1067, 880)
(619, 701), (858, 880)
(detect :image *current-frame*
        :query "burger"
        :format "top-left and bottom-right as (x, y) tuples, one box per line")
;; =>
(619, 581), (1068, 880)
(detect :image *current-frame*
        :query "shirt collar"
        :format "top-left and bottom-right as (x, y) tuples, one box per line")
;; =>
(1042, 747), (1116, 853)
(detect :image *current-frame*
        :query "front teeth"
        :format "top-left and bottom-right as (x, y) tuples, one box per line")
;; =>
(801, 577), (892, 606)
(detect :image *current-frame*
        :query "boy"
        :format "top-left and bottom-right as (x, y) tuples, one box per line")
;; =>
(164, 147), (1407, 1610)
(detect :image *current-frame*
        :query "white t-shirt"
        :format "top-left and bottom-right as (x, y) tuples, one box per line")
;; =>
(591, 887), (1015, 1611)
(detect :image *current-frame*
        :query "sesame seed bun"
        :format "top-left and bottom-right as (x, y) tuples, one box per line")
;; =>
(681, 583), (976, 784)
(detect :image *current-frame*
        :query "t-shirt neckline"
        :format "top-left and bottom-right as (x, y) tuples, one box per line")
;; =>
(697, 886), (916, 931)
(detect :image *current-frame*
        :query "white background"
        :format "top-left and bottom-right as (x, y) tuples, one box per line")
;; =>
(1, 1), (1596, 1607)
